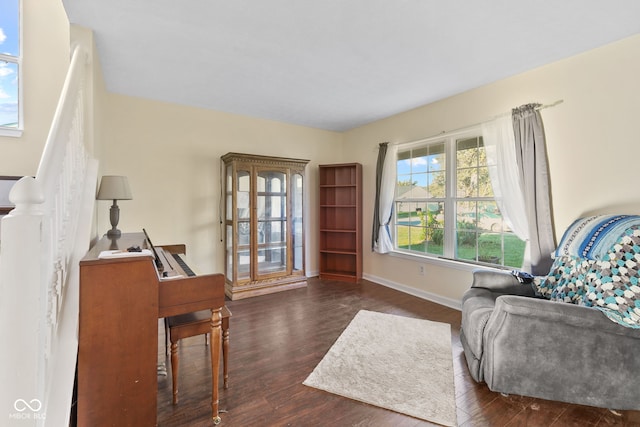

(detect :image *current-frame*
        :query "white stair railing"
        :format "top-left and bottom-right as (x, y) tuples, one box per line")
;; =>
(0, 29), (98, 427)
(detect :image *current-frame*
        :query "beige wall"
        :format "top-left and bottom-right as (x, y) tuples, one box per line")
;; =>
(98, 93), (343, 274)
(6, 2), (640, 306)
(0, 0), (69, 175)
(343, 34), (640, 305)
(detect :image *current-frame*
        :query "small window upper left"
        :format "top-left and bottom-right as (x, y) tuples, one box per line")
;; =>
(0, 0), (22, 136)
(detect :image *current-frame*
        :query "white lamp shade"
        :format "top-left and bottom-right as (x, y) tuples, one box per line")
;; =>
(96, 176), (132, 200)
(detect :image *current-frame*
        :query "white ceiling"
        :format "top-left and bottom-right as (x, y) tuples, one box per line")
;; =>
(61, 1), (640, 132)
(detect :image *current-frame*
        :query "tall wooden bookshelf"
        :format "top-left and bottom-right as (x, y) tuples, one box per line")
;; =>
(319, 163), (362, 283)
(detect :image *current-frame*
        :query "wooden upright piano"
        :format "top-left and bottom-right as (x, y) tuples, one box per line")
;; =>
(77, 232), (225, 426)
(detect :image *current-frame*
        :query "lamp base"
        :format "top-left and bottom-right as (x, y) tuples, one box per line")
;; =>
(107, 201), (122, 238)
(107, 228), (121, 238)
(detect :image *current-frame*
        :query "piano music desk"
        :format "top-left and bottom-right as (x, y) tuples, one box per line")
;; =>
(78, 233), (225, 426)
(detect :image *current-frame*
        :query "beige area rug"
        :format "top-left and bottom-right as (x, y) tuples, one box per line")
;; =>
(303, 310), (457, 426)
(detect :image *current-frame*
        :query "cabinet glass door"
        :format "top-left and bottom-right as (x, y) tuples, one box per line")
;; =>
(256, 170), (287, 276)
(292, 173), (304, 272)
(236, 170), (251, 280)
(225, 165), (233, 282)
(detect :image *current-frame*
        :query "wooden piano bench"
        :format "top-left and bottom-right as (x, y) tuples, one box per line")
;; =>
(166, 306), (232, 405)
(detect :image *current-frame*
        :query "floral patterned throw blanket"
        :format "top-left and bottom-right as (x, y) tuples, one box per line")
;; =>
(534, 215), (640, 328)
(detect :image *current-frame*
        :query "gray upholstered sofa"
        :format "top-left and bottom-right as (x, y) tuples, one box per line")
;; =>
(461, 215), (640, 410)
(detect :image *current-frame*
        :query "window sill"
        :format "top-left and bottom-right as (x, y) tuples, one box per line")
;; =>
(0, 128), (23, 138)
(387, 250), (509, 273)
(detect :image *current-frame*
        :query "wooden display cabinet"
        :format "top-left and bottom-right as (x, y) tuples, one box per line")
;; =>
(319, 163), (362, 283)
(222, 152), (309, 300)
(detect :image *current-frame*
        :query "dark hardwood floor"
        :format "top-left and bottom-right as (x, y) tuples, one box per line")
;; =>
(157, 277), (640, 426)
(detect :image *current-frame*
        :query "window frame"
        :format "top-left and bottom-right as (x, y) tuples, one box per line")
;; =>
(0, 0), (23, 137)
(392, 126), (524, 270)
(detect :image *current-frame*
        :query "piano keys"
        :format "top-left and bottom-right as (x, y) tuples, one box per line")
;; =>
(78, 232), (225, 426)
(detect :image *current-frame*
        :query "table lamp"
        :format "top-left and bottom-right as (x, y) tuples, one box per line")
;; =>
(96, 175), (132, 238)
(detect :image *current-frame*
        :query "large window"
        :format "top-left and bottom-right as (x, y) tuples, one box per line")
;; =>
(394, 129), (525, 268)
(0, 0), (21, 135)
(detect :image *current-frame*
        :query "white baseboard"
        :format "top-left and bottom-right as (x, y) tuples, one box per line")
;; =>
(363, 273), (462, 311)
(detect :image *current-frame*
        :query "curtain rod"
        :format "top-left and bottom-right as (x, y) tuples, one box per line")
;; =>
(537, 99), (564, 110)
(381, 99), (564, 149)
(476, 99), (564, 122)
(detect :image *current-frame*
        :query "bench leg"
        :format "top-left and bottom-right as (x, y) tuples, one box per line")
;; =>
(222, 318), (230, 389)
(171, 341), (179, 404)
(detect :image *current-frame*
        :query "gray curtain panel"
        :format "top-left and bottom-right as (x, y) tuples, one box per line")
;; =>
(512, 104), (556, 275)
(372, 142), (388, 251)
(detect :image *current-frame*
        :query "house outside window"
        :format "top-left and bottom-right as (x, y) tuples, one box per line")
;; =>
(0, 0), (22, 136)
(394, 128), (526, 268)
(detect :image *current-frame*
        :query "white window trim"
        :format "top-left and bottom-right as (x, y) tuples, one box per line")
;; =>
(0, 0), (23, 138)
(392, 126), (516, 271)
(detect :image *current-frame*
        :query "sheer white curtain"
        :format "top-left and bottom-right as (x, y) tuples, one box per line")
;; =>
(482, 116), (530, 240)
(374, 143), (397, 253)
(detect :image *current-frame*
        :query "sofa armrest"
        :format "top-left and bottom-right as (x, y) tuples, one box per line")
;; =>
(471, 269), (536, 297)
